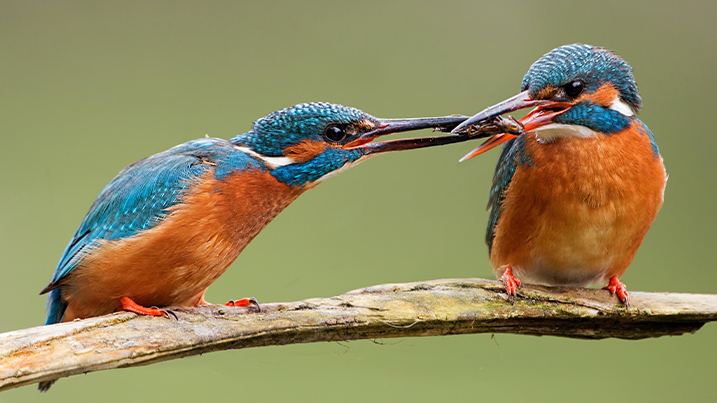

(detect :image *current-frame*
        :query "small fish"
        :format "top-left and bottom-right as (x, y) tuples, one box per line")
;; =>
(447, 115), (524, 137)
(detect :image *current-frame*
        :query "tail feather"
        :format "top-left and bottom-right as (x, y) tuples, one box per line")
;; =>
(39, 289), (66, 391)
(38, 379), (56, 392)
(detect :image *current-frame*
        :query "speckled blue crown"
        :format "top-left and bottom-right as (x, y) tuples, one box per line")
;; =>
(521, 44), (641, 109)
(232, 102), (378, 157)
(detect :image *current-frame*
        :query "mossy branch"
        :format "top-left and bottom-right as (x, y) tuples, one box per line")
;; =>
(1, 278), (716, 392)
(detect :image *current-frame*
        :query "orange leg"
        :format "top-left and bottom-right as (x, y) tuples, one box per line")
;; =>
(119, 296), (178, 319)
(501, 266), (521, 300)
(225, 297), (261, 312)
(603, 276), (630, 307)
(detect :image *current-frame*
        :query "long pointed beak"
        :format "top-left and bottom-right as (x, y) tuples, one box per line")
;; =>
(366, 116), (469, 137)
(349, 115), (523, 155)
(451, 90), (571, 161)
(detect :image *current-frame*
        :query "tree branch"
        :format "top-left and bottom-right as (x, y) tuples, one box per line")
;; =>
(2, 278), (716, 391)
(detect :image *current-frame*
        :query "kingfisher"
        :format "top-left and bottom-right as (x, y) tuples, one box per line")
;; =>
(40, 102), (489, 329)
(452, 44), (666, 306)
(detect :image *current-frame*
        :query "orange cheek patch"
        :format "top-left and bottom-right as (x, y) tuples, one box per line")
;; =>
(579, 83), (619, 107)
(534, 85), (557, 100)
(354, 119), (377, 131)
(283, 140), (327, 163)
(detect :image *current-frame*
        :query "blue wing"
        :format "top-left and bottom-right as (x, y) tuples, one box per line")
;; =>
(486, 136), (532, 255)
(42, 137), (261, 324)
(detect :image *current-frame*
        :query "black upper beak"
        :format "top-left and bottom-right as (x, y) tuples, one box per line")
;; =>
(450, 89), (574, 136)
(364, 116), (469, 138)
(448, 90), (573, 161)
(451, 90), (546, 134)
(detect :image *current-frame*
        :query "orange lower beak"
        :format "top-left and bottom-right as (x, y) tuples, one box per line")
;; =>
(459, 133), (515, 162)
(456, 91), (571, 161)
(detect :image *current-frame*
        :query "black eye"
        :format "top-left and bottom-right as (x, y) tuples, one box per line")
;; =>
(564, 80), (584, 98)
(323, 125), (347, 142)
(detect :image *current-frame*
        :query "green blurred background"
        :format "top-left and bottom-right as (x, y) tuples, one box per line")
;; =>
(2, 0), (716, 401)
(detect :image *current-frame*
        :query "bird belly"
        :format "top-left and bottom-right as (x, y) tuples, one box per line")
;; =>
(490, 126), (665, 287)
(509, 200), (638, 287)
(60, 170), (303, 321)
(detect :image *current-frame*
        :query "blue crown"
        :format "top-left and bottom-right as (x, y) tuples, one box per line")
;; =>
(232, 102), (378, 157)
(521, 44), (641, 110)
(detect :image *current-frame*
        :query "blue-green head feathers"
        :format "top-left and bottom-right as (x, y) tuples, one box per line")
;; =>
(231, 102), (381, 187)
(521, 44), (641, 111)
(231, 102), (379, 157)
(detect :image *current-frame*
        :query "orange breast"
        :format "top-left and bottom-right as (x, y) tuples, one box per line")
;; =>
(61, 169), (304, 321)
(490, 122), (666, 287)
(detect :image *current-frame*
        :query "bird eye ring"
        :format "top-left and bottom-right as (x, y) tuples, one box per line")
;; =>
(323, 125), (348, 142)
(564, 80), (585, 98)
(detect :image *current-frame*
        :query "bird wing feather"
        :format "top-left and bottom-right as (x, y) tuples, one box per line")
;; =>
(486, 137), (532, 254)
(44, 138), (239, 289)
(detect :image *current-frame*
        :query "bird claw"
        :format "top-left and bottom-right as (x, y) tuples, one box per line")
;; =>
(149, 305), (178, 320)
(500, 267), (521, 303)
(225, 297), (261, 312)
(160, 309), (179, 320)
(603, 277), (630, 308)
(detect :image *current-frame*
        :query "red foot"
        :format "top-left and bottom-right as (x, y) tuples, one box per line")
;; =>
(225, 297), (261, 312)
(501, 267), (521, 300)
(603, 276), (630, 307)
(119, 296), (177, 319)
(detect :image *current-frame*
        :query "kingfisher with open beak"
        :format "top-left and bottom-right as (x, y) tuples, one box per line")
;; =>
(41, 103), (499, 328)
(39, 103), (511, 390)
(452, 44), (666, 305)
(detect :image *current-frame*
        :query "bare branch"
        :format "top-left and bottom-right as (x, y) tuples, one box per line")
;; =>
(2, 278), (716, 391)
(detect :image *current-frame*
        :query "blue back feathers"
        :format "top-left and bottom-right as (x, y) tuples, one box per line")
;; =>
(43, 138), (262, 323)
(521, 44), (641, 110)
(44, 102), (383, 324)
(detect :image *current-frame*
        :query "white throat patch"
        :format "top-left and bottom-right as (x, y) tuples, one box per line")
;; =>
(533, 123), (600, 143)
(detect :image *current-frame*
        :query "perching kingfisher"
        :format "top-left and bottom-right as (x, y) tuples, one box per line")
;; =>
(40, 102), (490, 329)
(452, 44), (666, 306)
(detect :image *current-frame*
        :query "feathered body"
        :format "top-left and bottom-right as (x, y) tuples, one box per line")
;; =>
(41, 102), (472, 326)
(489, 120), (665, 287)
(42, 138), (306, 323)
(453, 44), (666, 302)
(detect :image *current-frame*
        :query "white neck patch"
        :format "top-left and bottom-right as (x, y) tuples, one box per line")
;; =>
(233, 144), (374, 188)
(233, 146), (295, 168)
(533, 123), (600, 143)
(609, 98), (635, 117)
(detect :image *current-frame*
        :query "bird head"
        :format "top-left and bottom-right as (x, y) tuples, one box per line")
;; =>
(231, 102), (479, 188)
(452, 44), (641, 160)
